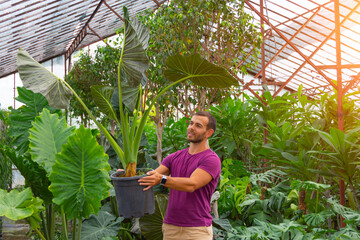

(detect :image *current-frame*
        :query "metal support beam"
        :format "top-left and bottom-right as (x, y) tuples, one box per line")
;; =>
(272, 1), (360, 97)
(104, 0), (124, 21)
(260, 0), (266, 90)
(244, 0), (337, 90)
(335, 0), (345, 227)
(151, 0), (162, 7)
(316, 64), (360, 70)
(260, 7), (320, 81)
(343, 72), (360, 95)
(88, 25), (111, 48)
(234, 30), (271, 74)
(252, 6), (320, 97)
(65, 0), (105, 59)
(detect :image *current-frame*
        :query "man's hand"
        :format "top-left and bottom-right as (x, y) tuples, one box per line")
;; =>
(138, 170), (163, 191)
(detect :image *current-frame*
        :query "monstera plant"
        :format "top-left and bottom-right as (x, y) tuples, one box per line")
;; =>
(17, 7), (238, 178)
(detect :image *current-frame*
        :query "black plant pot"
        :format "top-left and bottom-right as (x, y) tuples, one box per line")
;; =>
(110, 169), (155, 218)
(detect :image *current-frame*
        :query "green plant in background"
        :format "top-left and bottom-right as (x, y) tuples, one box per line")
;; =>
(0, 108), (12, 190)
(0, 188), (45, 238)
(137, 0), (262, 162)
(314, 127), (360, 211)
(218, 159), (250, 219)
(66, 52), (103, 127)
(17, 7), (238, 177)
(260, 120), (323, 214)
(210, 95), (262, 166)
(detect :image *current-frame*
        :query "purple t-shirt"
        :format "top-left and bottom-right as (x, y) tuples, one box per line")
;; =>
(161, 148), (221, 227)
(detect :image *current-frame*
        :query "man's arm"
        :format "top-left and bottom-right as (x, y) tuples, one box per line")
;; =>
(139, 167), (212, 192)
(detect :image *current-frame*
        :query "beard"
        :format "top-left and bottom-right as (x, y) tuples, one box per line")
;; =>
(187, 131), (206, 143)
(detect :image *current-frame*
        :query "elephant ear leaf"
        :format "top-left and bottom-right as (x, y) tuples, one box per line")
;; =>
(49, 125), (112, 220)
(111, 86), (139, 113)
(5, 148), (53, 205)
(121, 7), (149, 88)
(7, 87), (60, 155)
(17, 49), (73, 109)
(29, 108), (75, 175)
(164, 53), (239, 88)
(91, 85), (117, 120)
(80, 210), (123, 240)
(0, 188), (44, 222)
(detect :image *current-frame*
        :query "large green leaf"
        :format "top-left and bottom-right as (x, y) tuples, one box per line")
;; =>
(139, 194), (168, 240)
(8, 87), (60, 155)
(49, 125), (112, 219)
(121, 7), (149, 88)
(91, 85), (117, 120)
(5, 148), (53, 204)
(29, 108), (75, 175)
(17, 49), (73, 109)
(164, 53), (239, 88)
(111, 85), (139, 113)
(80, 210), (123, 240)
(0, 188), (44, 221)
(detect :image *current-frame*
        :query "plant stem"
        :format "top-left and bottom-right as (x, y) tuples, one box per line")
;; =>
(77, 219), (82, 240)
(34, 228), (47, 240)
(25, 219), (46, 240)
(40, 211), (49, 240)
(72, 219), (77, 240)
(134, 76), (193, 163)
(315, 190), (319, 213)
(61, 207), (68, 240)
(50, 204), (55, 240)
(60, 79), (125, 167)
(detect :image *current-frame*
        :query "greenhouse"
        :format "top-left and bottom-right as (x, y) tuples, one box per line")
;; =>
(1, 0), (360, 239)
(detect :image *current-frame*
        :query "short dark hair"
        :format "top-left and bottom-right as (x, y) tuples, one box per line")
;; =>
(194, 111), (217, 132)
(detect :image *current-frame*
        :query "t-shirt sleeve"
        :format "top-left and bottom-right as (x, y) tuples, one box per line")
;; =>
(197, 153), (221, 179)
(160, 152), (173, 169)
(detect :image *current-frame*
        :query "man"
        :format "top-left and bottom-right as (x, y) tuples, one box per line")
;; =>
(138, 111), (221, 240)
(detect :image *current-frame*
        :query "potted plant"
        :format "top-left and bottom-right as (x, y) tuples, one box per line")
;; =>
(16, 7), (238, 218)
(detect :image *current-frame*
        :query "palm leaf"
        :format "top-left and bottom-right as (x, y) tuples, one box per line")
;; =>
(164, 53), (239, 88)
(49, 125), (112, 219)
(139, 194), (168, 240)
(17, 49), (73, 109)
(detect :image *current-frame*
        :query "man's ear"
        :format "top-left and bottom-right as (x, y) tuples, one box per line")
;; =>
(206, 129), (214, 138)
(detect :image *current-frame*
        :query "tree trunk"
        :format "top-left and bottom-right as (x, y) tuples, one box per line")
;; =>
(155, 104), (168, 164)
(298, 188), (307, 214)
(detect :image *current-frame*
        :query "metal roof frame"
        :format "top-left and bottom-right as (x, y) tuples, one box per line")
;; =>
(1, 0), (360, 99)
(0, 0), (165, 78)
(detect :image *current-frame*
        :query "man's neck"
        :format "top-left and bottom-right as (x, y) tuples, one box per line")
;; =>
(188, 141), (209, 155)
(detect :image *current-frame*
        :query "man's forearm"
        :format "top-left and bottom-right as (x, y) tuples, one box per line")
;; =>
(139, 168), (212, 192)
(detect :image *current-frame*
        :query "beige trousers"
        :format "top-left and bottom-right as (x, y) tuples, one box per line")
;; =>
(162, 223), (213, 240)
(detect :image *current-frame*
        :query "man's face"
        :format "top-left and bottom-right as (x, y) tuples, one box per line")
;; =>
(187, 115), (210, 143)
